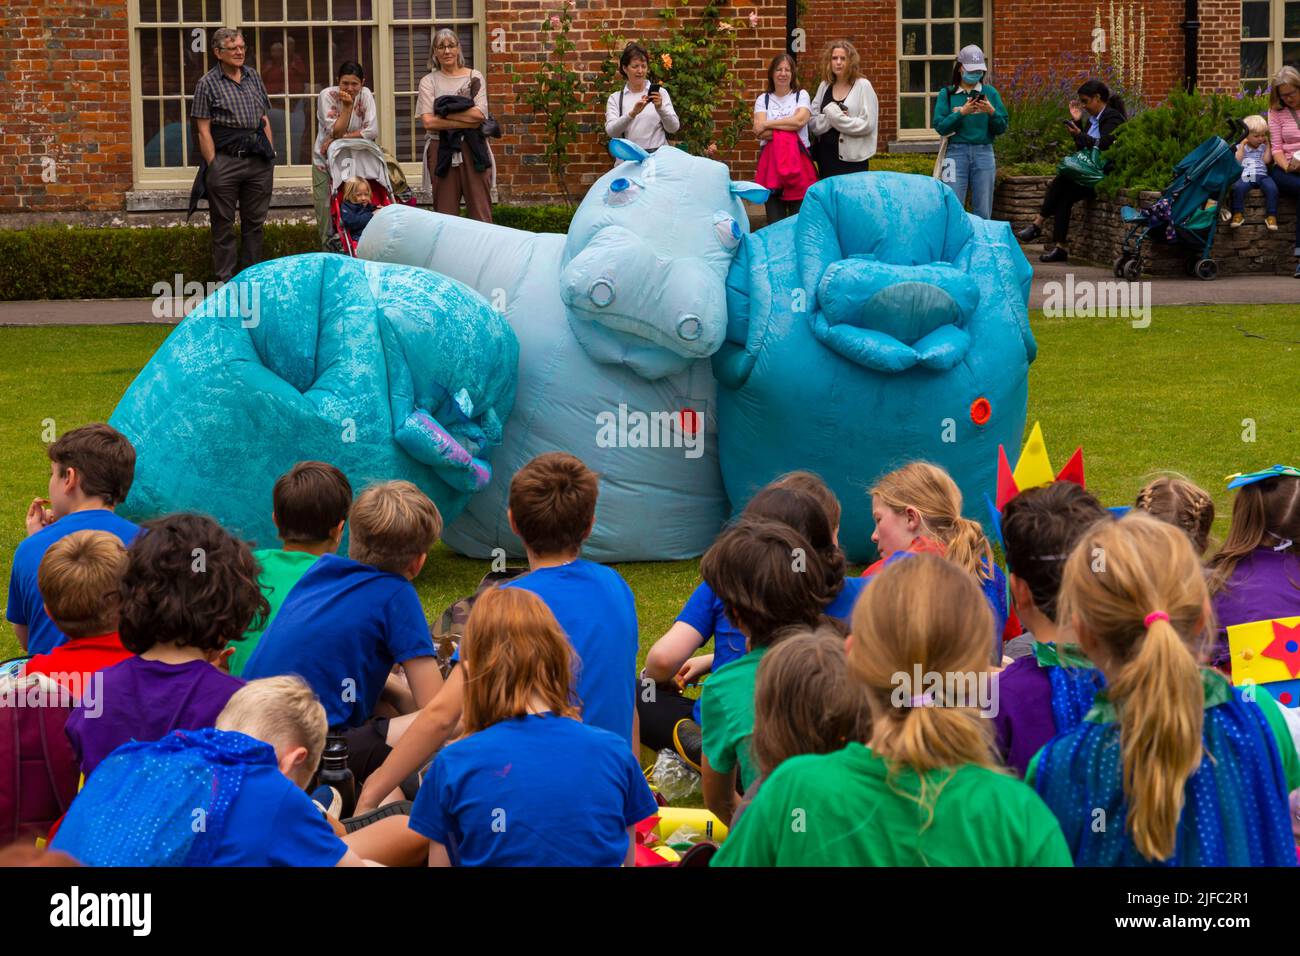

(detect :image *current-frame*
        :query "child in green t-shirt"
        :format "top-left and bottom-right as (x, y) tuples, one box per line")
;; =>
(698, 516), (833, 823)
(714, 552), (1073, 867)
(228, 461), (352, 676)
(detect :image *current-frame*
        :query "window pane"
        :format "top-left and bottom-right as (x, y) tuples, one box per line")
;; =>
(1242, 1), (1271, 38)
(409, 0), (433, 16)
(286, 0), (309, 19)
(901, 96), (926, 129)
(960, 0), (982, 17)
(1287, 1), (1300, 37)
(901, 59), (926, 93)
(336, 0), (359, 19)
(931, 22), (955, 55)
(456, 0), (473, 16)
(930, 0), (954, 18)
(243, 0), (257, 19)
(142, 98), (163, 167)
(182, 0), (203, 19)
(960, 22), (982, 48)
(902, 23), (926, 56)
(139, 0), (159, 21)
(1285, 40), (1300, 67)
(931, 60), (951, 91)
(901, 0), (924, 20)
(161, 26), (183, 93)
(1240, 41), (1269, 78)
(159, 0), (178, 21)
(162, 97), (184, 166)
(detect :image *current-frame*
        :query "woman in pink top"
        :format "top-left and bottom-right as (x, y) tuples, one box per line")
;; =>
(1266, 65), (1300, 278)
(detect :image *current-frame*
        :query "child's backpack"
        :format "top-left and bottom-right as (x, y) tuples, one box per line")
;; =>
(431, 567), (529, 676)
(0, 671), (81, 847)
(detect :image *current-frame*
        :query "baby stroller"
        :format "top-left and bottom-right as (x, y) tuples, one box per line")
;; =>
(1113, 118), (1246, 281)
(325, 138), (418, 256)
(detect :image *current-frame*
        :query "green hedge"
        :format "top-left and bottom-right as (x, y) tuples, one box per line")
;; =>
(0, 204), (576, 301)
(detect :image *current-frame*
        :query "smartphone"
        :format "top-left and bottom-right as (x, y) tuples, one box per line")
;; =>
(1062, 118), (1076, 128)
(970, 92), (985, 103)
(648, 81), (660, 96)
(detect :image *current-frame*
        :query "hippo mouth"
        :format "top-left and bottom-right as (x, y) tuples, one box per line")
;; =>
(558, 226), (727, 378)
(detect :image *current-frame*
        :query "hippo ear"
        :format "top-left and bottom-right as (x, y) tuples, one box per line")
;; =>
(609, 138), (650, 163)
(730, 181), (770, 204)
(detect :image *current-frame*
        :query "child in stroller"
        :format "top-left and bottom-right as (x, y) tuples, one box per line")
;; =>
(326, 138), (417, 256)
(339, 177), (376, 245)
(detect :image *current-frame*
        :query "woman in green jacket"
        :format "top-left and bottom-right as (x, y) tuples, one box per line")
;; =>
(931, 45), (1007, 219)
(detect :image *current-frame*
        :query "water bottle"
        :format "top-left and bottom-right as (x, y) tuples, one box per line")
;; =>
(318, 730), (356, 820)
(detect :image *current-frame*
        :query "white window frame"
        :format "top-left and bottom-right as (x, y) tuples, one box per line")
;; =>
(128, 0), (485, 189)
(896, 0), (992, 141)
(1241, 0), (1300, 90)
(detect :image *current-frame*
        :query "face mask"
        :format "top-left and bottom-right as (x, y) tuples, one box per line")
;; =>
(962, 71), (983, 85)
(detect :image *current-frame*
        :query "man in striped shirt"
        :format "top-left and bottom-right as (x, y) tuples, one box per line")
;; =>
(192, 27), (276, 283)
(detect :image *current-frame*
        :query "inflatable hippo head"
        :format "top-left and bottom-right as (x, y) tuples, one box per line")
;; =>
(109, 253), (518, 548)
(559, 140), (769, 380)
(714, 172), (1037, 562)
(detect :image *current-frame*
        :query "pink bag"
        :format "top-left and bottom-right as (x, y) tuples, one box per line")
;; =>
(754, 130), (818, 202)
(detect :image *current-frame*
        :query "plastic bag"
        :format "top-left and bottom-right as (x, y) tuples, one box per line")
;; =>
(1057, 148), (1106, 188)
(650, 749), (700, 802)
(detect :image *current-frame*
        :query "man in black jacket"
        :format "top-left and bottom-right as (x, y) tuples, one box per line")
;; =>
(191, 28), (277, 283)
(1015, 80), (1126, 263)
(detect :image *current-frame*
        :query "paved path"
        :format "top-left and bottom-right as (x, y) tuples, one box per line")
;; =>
(1, 260), (1296, 326)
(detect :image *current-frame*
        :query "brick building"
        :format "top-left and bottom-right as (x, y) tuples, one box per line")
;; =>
(0, 0), (1295, 224)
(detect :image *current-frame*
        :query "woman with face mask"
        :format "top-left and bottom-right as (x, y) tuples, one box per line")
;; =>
(931, 45), (1007, 220)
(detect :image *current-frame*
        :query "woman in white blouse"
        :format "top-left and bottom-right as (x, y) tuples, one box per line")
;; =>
(311, 61), (379, 248)
(808, 39), (878, 178)
(754, 52), (813, 222)
(416, 28), (493, 222)
(604, 42), (680, 154)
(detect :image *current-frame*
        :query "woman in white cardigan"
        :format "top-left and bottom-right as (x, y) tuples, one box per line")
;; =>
(809, 39), (878, 178)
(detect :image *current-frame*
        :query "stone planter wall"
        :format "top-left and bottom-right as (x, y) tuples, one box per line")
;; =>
(993, 175), (1298, 276)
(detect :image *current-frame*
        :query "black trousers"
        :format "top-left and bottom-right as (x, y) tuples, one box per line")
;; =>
(205, 152), (275, 282)
(1039, 174), (1095, 245)
(635, 680), (697, 753)
(764, 196), (802, 226)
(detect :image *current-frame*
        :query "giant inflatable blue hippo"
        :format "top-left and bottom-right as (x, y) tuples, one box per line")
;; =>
(109, 253), (519, 548)
(714, 173), (1037, 563)
(357, 140), (768, 561)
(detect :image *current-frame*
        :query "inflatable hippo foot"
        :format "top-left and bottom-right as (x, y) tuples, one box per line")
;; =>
(714, 172), (1037, 563)
(358, 140), (768, 561)
(109, 253), (519, 548)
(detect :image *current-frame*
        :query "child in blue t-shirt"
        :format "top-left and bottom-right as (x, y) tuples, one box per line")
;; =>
(640, 471), (864, 765)
(242, 480), (444, 729)
(54, 677), (365, 867)
(407, 587), (657, 866)
(352, 452), (640, 815)
(7, 423), (140, 656)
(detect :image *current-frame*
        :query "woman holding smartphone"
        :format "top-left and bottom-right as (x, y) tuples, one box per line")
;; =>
(605, 42), (680, 154)
(932, 45), (1007, 219)
(1015, 78), (1126, 262)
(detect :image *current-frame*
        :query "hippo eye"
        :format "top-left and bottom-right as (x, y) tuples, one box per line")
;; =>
(604, 177), (643, 207)
(713, 214), (742, 250)
(970, 397), (991, 426)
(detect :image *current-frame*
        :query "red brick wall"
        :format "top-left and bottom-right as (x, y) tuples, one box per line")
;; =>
(1197, 0), (1242, 93)
(0, 0), (132, 213)
(0, 0), (1249, 216)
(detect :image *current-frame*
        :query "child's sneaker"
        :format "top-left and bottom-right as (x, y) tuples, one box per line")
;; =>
(672, 719), (703, 772)
(1219, 206), (1232, 223)
(1230, 213), (1245, 228)
(310, 784), (342, 819)
(1266, 215), (1279, 231)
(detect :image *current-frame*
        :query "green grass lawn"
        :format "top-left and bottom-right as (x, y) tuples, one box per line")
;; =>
(0, 306), (1296, 673)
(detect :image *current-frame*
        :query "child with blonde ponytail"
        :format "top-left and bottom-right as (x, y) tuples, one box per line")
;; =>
(1029, 513), (1300, 866)
(714, 553), (1071, 866)
(866, 461), (1010, 654)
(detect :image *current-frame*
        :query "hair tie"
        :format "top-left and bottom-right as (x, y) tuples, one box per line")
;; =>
(1144, 611), (1170, 627)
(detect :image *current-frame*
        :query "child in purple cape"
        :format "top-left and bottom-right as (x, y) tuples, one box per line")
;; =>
(991, 481), (1111, 777)
(1207, 468), (1300, 675)
(66, 513), (269, 777)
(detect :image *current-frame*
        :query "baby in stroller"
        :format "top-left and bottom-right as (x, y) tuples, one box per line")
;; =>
(340, 177), (376, 244)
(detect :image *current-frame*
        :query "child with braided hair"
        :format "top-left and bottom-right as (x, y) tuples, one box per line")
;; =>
(1133, 476), (1215, 557)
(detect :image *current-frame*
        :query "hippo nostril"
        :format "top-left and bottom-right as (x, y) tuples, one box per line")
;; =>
(588, 277), (616, 308)
(676, 314), (703, 341)
(970, 397), (991, 426)
(610, 178), (631, 192)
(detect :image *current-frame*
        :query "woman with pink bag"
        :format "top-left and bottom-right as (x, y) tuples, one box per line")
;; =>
(753, 53), (818, 226)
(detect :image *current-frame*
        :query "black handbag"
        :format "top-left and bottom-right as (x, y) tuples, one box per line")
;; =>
(481, 116), (503, 139)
